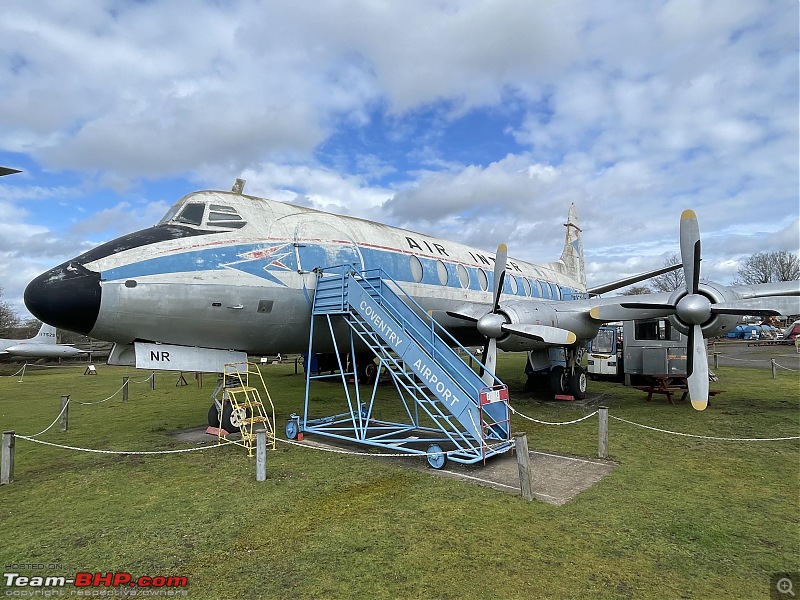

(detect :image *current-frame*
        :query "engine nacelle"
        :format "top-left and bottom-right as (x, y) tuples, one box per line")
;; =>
(493, 301), (598, 351)
(667, 281), (742, 338)
(495, 302), (558, 351)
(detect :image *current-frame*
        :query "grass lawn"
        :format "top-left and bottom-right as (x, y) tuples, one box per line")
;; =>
(0, 354), (797, 599)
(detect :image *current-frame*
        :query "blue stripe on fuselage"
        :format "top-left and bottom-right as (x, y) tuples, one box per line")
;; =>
(99, 239), (573, 300)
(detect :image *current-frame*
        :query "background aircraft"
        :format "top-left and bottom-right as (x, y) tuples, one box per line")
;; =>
(0, 323), (86, 359)
(0, 166), (21, 176)
(23, 183), (799, 417)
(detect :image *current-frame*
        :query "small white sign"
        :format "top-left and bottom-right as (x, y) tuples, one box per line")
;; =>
(135, 343), (247, 373)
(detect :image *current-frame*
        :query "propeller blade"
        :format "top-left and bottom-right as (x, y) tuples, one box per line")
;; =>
(589, 304), (676, 322)
(501, 323), (577, 345)
(481, 337), (497, 386)
(712, 296), (800, 316)
(445, 310), (479, 323)
(680, 209), (701, 294)
(686, 323), (709, 410)
(492, 243), (508, 312)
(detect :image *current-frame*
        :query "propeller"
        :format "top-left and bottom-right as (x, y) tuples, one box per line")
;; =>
(605, 210), (784, 410)
(677, 210), (710, 409)
(446, 243), (578, 385)
(475, 244), (508, 385)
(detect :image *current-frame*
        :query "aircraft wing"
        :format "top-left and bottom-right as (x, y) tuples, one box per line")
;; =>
(437, 210), (799, 412)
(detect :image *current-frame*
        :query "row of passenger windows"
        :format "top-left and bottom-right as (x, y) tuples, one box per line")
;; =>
(408, 255), (568, 300)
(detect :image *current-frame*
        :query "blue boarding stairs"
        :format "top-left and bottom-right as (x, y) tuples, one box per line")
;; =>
(286, 266), (513, 469)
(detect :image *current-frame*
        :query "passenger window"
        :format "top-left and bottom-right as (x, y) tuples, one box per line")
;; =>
(436, 261), (448, 285)
(478, 269), (489, 292)
(457, 265), (470, 288)
(410, 256), (424, 283)
(522, 278), (532, 297)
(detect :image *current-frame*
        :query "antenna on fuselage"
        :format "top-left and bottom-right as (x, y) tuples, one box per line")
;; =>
(232, 178), (246, 194)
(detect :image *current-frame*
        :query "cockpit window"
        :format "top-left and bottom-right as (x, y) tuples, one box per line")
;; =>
(207, 204), (246, 228)
(157, 200), (247, 230)
(175, 203), (206, 226)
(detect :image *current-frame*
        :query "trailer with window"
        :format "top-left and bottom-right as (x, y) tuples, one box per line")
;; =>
(586, 317), (689, 384)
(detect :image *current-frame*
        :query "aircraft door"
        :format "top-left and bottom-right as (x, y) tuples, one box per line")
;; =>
(293, 218), (365, 275)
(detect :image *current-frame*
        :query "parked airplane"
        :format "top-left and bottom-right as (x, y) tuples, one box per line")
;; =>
(0, 323), (86, 359)
(23, 181), (799, 417)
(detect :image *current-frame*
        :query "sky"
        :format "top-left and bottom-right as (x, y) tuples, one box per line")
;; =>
(1, 0), (798, 319)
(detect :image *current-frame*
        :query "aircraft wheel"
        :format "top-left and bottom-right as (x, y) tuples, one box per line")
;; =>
(363, 361), (378, 384)
(355, 354), (378, 384)
(426, 444), (448, 470)
(221, 403), (249, 433)
(548, 365), (565, 395)
(207, 403), (220, 428)
(567, 367), (588, 400)
(285, 419), (300, 440)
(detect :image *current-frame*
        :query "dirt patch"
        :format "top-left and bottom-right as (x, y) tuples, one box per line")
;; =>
(169, 426), (616, 505)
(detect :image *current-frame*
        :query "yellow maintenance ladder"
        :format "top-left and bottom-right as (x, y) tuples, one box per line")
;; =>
(218, 362), (277, 456)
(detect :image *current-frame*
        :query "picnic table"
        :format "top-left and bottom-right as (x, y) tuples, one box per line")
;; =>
(633, 374), (723, 405)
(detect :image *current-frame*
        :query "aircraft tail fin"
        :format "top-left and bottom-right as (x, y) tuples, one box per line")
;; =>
(33, 323), (57, 344)
(557, 203), (586, 288)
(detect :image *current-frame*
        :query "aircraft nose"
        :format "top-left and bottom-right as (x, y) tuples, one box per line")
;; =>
(24, 261), (101, 335)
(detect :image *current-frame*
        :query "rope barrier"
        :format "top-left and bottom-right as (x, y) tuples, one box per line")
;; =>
(74, 382), (127, 405)
(508, 405), (598, 425)
(712, 352), (800, 371)
(773, 362), (799, 372)
(16, 435), (237, 455)
(609, 415), (800, 442)
(131, 373), (155, 384)
(0, 363), (27, 378)
(22, 399), (71, 438)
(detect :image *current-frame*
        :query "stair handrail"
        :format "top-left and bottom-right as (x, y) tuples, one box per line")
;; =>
(315, 264), (503, 389)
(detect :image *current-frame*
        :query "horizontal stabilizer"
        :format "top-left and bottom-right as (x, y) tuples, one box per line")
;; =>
(501, 323), (576, 345)
(587, 263), (682, 296)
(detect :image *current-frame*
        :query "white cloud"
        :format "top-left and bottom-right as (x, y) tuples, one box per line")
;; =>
(0, 0), (797, 316)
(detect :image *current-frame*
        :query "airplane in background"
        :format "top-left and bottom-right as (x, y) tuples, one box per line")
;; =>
(23, 181), (799, 422)
(0, 323), (87, 359)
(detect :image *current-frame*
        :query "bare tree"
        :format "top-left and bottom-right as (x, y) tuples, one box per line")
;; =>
(735, 251), (800, 285)
(0, 286), (19, 337)
(773, 250), (800, 282)
(621, 285), (652, 296)
(650, 253), (685, 292)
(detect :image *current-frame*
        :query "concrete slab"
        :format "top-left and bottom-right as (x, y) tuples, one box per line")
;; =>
(168, 426), (616, 505)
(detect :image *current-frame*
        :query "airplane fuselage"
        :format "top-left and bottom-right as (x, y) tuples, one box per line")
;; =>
(25, 189), (589, 355)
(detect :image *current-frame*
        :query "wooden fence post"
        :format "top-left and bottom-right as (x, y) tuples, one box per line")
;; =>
(1, 431), (15, 485)
(122, 377), (129, 403)
(598, 407), (609, 459)
(60, 395), (70, 432)
(771, 359), (777, 379)
(256, 428), (267, 482)
(513, 432), (534, 501)
(713, 353), (719, 369)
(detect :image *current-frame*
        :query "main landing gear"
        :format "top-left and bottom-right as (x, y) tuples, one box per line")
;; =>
(526, 346), (588, 400)
(549, 364), (587, 399)
(555, 345), (588, 399)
